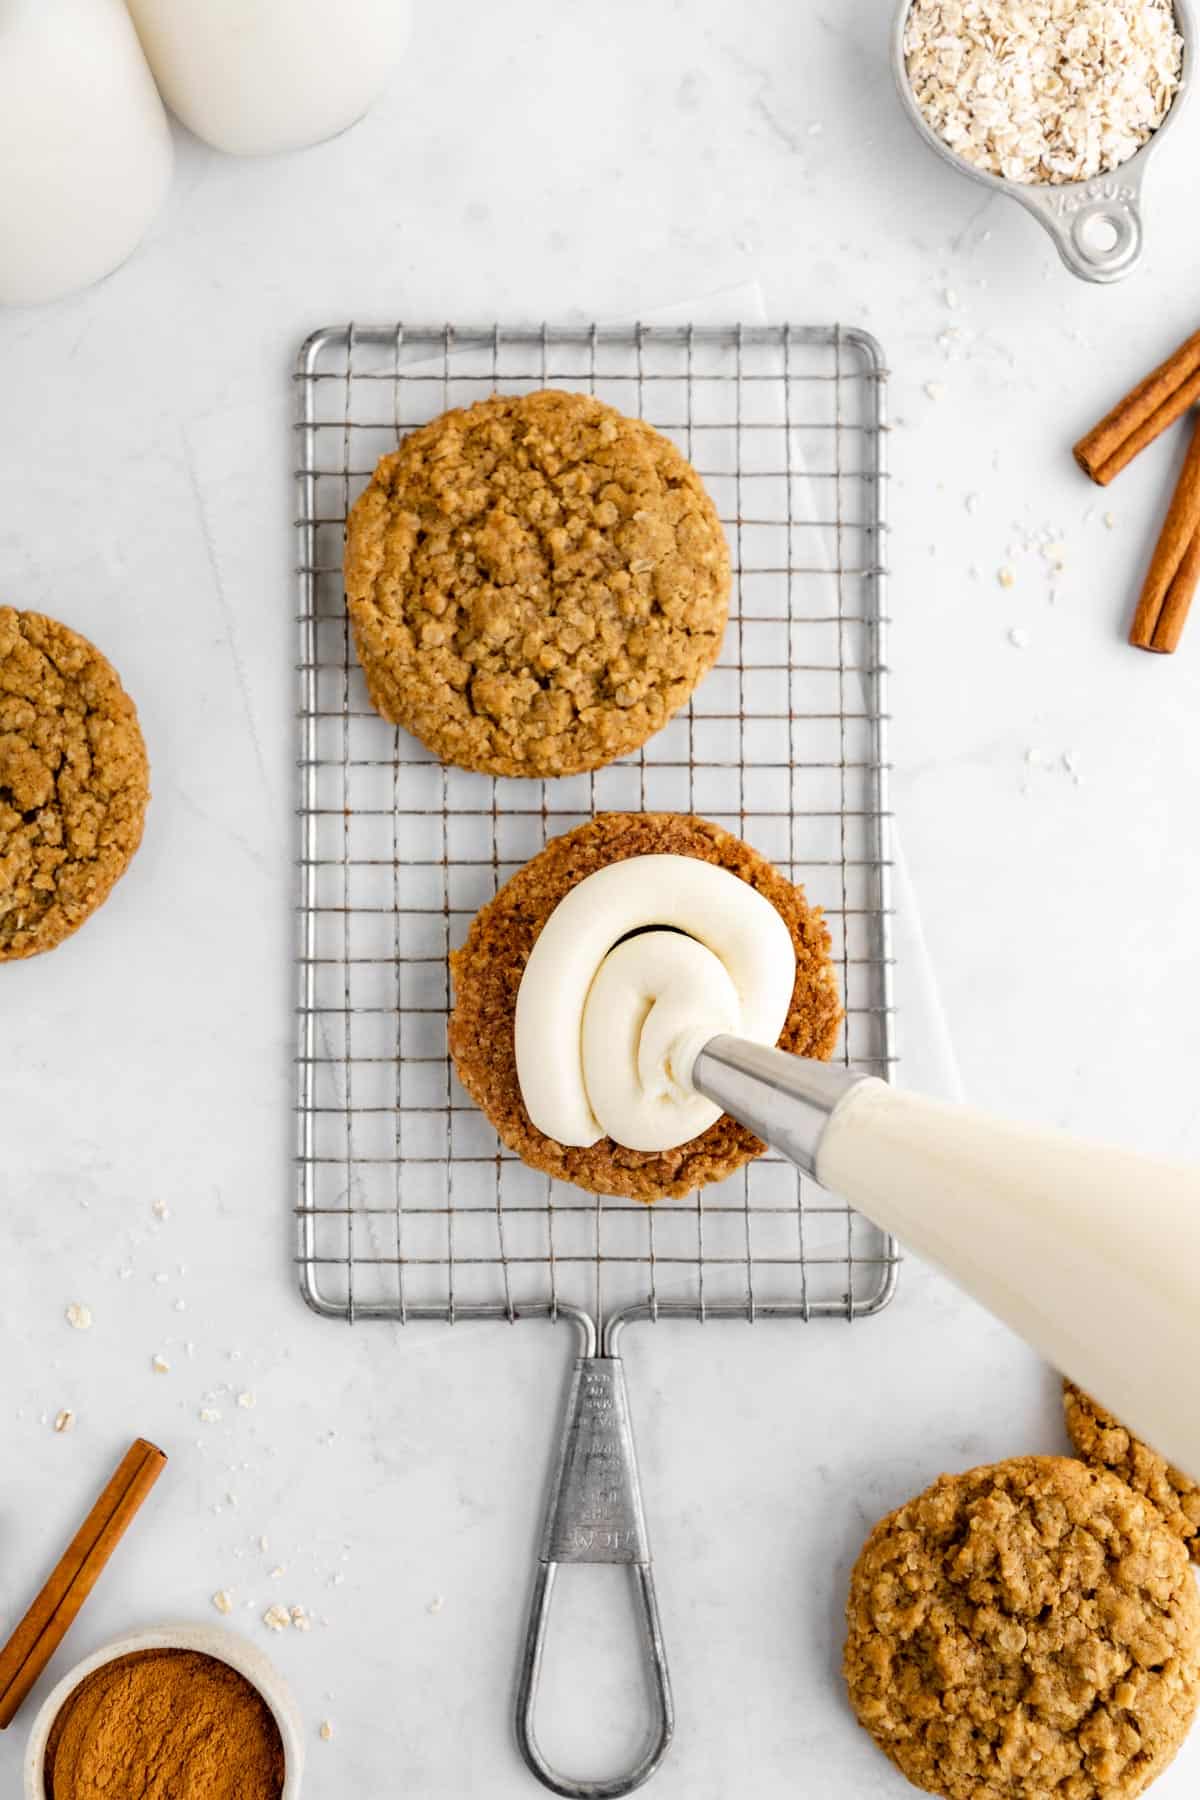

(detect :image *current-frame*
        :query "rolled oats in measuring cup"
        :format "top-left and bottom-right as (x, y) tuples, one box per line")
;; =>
(892, 0), (1193, 281)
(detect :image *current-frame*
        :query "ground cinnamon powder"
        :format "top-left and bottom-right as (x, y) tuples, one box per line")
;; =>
(44, 1649), (285, 1799)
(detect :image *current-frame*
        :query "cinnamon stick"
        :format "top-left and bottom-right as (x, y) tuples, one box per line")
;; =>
(0, 1437), (165, 1728)
(1129, 413), (1200, 654)
(1074, 327), (1200, 486)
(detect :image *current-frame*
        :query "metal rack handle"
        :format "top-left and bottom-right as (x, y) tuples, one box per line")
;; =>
(515, 1354), (674, 1798)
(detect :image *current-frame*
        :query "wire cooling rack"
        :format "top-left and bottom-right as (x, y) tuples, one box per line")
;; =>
(294, 323), (896, 1329)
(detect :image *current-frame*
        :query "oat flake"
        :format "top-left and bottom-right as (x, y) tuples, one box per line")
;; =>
(904, 0), (1183, 185)
(65, 1304), (92, 1331)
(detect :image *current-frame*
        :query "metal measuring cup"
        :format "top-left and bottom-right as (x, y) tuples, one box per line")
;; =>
(891, 0), (1195, 282)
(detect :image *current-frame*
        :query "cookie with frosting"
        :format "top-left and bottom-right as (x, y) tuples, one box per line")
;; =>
(448, 811), (841, 1201)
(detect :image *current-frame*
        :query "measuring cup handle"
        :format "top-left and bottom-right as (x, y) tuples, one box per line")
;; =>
(1019, 170), (1145, 283)
(514, 1354), (675, 1799)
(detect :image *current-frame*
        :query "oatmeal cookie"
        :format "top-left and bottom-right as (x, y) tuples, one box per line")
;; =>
(0, 608), (149, 960)
(844, 1455), (1200, 1800)
(344, 389), (730, 777)
(448, 812), (841, 1201)
(1065, 1381), (1200, 1565)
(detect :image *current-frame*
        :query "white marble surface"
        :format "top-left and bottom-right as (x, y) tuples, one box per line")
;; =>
(4, 2), (1200, 1794)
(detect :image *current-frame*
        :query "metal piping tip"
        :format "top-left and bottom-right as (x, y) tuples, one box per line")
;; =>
(688, 1035), (870, 1177)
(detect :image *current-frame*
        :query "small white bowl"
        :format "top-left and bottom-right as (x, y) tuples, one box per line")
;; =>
(23, 1622), (304, 1799)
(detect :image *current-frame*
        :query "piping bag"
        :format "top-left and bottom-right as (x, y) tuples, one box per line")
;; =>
(688, 1035), (1200, 1481)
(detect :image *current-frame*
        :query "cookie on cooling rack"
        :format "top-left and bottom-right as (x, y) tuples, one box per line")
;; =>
(0, 607), (149, 961)
(844, 1455), (1200, 1800)
(343, 388), (730, 778)
(1064, 1379), (1200, 1565)
(447, 811), (841, 1202)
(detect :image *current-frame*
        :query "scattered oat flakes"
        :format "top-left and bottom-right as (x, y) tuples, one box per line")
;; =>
(1104, 511), (1117, 528)
(1025, 747), (1044, 766)
(903, 0), (1183, 185)
(427, 1595), (444, 1616)
(174, 1299), (186, 1312)
(212, 1590), (234, 1616)
(65, 1304), (92, 1331)
(199, 1408), (221, 1424)
(270, 1566), (286, 1579)
(964, 493), (979, 515)
(258, 1535), (270, 1553)
(1008, 626), (1030, 649)
(290, 1606), (312, 1632)
(997, 566), (1016, 589)
(943, 287), (959, 309)
(319, 1721), (334, 1743)
(152, 1199), (169, 1220)
(54, 1409), (75, 1433)
(263, 1604), (291, 1633)
(924, 381), (945, 401)
(237, 1391), (255, 1410)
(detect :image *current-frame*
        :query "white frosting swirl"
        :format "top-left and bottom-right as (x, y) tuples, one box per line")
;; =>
(514, 855), (796, 1153)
